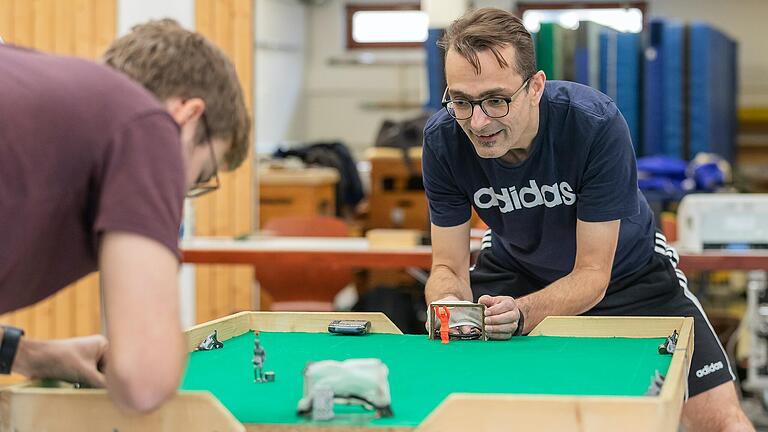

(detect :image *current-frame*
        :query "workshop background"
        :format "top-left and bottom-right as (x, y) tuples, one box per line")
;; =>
(1, 0), (767, 426)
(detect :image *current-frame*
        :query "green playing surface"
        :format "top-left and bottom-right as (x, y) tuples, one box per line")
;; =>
(181, 332), (671, 427)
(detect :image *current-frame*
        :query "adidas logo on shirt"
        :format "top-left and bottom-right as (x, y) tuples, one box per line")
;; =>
(695, 361), (724, 378)
(473, 180), (577, 213)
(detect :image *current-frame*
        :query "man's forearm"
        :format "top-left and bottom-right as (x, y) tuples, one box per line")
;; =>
(516, 268), (609, 333)
(425, 264), (473, 304)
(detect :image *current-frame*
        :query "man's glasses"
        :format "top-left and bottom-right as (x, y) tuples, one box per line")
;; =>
(186, 114), (220, 198)
(442, 77), (531, 121)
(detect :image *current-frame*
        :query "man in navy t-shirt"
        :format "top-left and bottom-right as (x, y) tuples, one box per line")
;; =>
(423, 8), (751, 431)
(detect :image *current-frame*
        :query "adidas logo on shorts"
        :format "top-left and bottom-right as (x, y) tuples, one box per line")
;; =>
(695, 361), (724, 378)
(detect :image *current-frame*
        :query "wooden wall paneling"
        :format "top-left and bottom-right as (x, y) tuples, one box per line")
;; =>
(226, 0), (243, 320)
(234, 0), (255, 316)
(216, 0), (236, 321)
(0, 0), (14, 40)
(93, 0), (116, 52)
(73, 0), (94, 56)
(194, 0), (216, 325)
(202, 0), (220, 320)
(32, 0), (53, 51)
(231, 0), (254, 314)
(194, 0), (254, 323)
(11, 0), (32, 45)
(72, 275), (100, 337)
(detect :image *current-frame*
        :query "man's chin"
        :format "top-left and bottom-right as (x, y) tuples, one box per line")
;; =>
(472, 142), (506, 159)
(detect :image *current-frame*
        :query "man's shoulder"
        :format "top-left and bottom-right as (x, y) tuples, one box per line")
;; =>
(424, 109), (457, 139)
(65, 56), (166, 118)
(424, 109), (461, 153)
(544, 80), (619, 121)
(2, 45), (165, 120)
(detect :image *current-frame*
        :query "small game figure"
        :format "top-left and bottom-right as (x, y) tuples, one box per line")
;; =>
(658, 329), (679, 355)
(644, 369), (666, 396)
(253, 330), (266, 383)
(435, 305), (451, 344)
(196, 329), (224, 351)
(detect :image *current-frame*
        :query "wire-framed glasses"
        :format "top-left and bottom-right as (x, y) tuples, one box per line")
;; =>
(186, 114), (220, 198)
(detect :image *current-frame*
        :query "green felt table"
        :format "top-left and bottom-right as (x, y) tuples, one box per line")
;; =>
(174, 311), (693, 432)
(0, 312), (692, 432)
(181, 331), (672, 427)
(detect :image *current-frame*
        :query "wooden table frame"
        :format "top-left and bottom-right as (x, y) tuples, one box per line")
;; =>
(676, 251), (768, 273)
(181, 237), (768, 273)
(181, 237), (433, 269)
(0, 312), (693, 432)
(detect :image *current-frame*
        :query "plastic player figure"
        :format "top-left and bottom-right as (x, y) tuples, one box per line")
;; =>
(435, 305), (451, 344)
(658, 329), (679, 355)
(196, 329), (224, 351)
(253, 330), (266, 383)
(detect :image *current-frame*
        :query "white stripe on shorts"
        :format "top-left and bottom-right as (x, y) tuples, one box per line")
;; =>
(654, 234), (736, 392)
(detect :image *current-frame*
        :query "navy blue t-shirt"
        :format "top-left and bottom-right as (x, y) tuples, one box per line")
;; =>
(423, 80), (655, 285)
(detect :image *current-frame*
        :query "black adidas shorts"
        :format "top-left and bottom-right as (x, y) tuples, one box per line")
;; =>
(470, 231), (735, 398)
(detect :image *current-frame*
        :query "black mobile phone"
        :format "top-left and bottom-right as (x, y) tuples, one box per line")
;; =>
(328, 320), (371, 335)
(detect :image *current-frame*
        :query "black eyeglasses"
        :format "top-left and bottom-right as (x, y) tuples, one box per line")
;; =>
(442, 77), (532, 121)
(186, 114), (220, 198)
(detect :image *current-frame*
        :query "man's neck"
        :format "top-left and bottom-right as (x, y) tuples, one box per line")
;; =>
(500, 148), (530, 165)
(499, 107), (540, 165)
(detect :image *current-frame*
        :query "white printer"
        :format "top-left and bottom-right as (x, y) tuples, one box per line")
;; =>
(676, 193), (768, 252)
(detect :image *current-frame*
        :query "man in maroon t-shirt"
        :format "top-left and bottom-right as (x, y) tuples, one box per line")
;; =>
(0, 20), (249, 412)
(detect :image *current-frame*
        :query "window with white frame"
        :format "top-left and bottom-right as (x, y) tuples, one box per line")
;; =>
(346, 3), (428, 49)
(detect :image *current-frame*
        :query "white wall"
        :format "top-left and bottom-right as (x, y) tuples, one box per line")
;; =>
(255, 0), (307, 154)
(118, 0), (195, 35)
(297, 0), (427, 157)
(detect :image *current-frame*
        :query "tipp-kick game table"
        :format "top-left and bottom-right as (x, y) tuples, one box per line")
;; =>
(0, 311), (692, 432)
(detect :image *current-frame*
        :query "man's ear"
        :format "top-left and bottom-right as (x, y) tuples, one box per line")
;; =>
(165, 97), (206, 126)
(529, 71), (546, 104)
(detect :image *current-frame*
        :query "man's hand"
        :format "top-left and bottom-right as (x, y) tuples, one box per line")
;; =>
(478, 295), (522, 340)
(14, 335), (109, 387)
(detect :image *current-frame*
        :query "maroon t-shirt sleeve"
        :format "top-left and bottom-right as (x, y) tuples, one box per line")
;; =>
(94, 111), (186, 259)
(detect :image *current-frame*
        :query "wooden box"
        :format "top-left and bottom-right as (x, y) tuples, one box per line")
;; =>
(259, 167), (339, 228)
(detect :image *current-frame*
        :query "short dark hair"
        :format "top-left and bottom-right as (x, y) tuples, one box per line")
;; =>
(103, 19), (251, 171)
(438, 8), (536, 80)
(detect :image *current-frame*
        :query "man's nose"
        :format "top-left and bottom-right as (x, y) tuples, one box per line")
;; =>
(470, 104), (492, 130)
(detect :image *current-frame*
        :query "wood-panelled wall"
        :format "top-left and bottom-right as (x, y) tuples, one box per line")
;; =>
(0, 0), (115, 385)
(193, 0), (255, 324)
